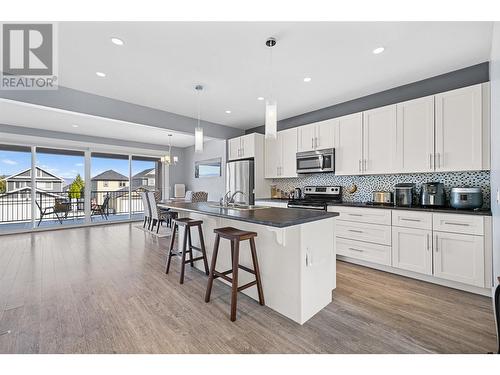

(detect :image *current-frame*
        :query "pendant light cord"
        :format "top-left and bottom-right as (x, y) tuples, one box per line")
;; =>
(269, 43), (273, 101)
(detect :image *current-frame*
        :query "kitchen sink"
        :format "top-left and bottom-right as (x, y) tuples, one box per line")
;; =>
(209, 203), (270, 211)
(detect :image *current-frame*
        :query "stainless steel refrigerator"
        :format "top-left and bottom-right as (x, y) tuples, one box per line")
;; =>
(226, 158), (255, 205)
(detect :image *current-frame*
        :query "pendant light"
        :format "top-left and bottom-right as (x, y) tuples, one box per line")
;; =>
(162, 134), (178, 165)
(195, 84), (204, 153)
(265, 37), (277, 140)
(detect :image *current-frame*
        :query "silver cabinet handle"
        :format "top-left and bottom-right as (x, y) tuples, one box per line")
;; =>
(348, 229), (363, 233)
(348, 247), (364, 252)
(359, 160), (362, 173)
(348, 213), (363, 217)
(444, 221), (469, 226)
(427, 233), (430, 251)
(311, 138), (314, 149)
(436, 153), (441, 168)
(363, 159), (367, 171)
(435, 235), (438, 252)
(315, 137), (319, 148)
(429, 153), (432, 169)
(401, 218), (421, 222)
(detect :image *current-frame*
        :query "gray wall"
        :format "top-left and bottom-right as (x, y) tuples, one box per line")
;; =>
(246, 62), (490, 134)
(168, 147), (187, 197)
(169, 139), (227, 202)
(490, 23), (500, 286)
(0, 85), (244, 140)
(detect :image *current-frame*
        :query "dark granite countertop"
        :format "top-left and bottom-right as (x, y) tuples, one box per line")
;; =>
(158, 201), (339, 228)
(253, 198), (491, 216)
(327, 202), (492, 216)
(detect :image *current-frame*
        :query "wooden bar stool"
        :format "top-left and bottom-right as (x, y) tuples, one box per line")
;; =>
(204, 227), (265, 321)
(165, 217), (209, 284)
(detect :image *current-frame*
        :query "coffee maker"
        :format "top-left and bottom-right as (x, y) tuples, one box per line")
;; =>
(420, 182), (446, 207)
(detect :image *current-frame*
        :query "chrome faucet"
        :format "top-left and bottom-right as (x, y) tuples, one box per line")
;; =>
(230, 190), (246, 204)
(220, 191), (232, 207)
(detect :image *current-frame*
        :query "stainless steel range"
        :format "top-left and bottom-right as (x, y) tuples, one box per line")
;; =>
(287, 186), (342, 210)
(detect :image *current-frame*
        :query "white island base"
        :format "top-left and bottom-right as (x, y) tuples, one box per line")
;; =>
(174, 212), (336, 325)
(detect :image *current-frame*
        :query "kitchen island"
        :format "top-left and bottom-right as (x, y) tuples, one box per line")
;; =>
(158, 201), (339, 324)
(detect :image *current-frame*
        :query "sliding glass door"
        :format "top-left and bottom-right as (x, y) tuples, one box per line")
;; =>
(35, 148), (85, 228)
(0, 145), (32, 232)
(0, 143), (161, 233)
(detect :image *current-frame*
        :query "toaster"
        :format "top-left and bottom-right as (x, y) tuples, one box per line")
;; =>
(450, 187), (483, 209)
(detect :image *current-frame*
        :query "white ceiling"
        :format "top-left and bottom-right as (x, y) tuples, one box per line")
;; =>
(0, 99), (198, 148)
(57, 22), (493, 129)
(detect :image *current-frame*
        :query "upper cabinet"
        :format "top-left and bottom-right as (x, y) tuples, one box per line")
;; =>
(435, 84), (485, 172)
(265, 128), (298, 178)
(362, 104), (398, 174)
(334, 113), (363, 175)
(228, 133), (257, 160)
(396, 96), (435, 173)
(262, 83), (490, 178)
(297, 119), (335, 152)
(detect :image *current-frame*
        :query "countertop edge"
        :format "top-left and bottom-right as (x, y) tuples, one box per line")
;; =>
(158, 203), (339, 228)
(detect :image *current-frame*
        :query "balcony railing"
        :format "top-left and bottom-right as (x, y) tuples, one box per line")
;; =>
(0, 188), (149, 227)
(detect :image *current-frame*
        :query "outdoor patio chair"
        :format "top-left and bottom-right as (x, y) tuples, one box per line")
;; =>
(91, 195), (110, 220)
(36, 199), (71, 227)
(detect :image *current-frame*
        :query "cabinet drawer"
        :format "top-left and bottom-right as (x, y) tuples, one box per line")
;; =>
(336, 237), (391, 266)
(392, 210), (432, 230)
(328, 206), (391, 225)
(336, 221), (391, 246)
(432, 213), (484, 235)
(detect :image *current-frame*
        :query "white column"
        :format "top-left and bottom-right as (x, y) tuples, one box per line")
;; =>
(128, 155), (132, 219)
(84, 150), (91, 224)
(31, 146), (36, 229)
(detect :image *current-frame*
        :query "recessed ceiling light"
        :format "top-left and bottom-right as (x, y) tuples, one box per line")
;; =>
(111, 37), (124, 46)
(225, 110), (232, 114)
(72, 124), (79, 128)
(373, 47), (385, 54)
(257, 97), (264, 101)
(303, 77), (312, 82)
(96, 72), (106, 78)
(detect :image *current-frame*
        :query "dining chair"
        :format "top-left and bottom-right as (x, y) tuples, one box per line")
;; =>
(140, 191), (152, 229)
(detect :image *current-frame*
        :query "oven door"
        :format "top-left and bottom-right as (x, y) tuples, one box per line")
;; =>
(296, 149), (334, 173)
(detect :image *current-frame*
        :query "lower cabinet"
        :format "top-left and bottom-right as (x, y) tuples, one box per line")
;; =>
(333, 206), (491, 293)
(433, 231), (485, 288)
(336, 237), (391, 266)
(392, 226), (432, 275)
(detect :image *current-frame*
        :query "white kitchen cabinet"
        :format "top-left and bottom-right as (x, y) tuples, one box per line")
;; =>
(281, 128), (298, 177)
(336, 221), (392, 246)
(228, 133), (258, 160)
(433, 231), (485, 287)
(435, 84), (484, 172)
(264, 135), (280, 178)
(265, 128), (298, 178)
(228, 137), (241, 160)
(334, 112), (363, 175)
(392, 226), (432, 275)
(315, 119), (336, 150)
(297, 119), (335, 152)
(362, 104), (398, 174)
(297, 123), (316, 152)
(336, 237), (391, 266)
(396, 96), (435, 173)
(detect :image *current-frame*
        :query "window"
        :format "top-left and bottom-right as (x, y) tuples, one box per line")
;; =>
(103, 181), (109, 187)
(131, 156), (160, 214)
(119, 182), (126, 187)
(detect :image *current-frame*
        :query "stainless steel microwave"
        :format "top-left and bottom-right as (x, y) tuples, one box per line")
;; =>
(296, 148), (335, 174)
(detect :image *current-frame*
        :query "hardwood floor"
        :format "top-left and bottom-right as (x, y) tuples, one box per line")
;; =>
(0, 222), (496, 353)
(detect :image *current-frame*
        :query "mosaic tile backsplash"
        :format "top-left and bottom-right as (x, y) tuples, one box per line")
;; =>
(272, 171), (491, 208)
